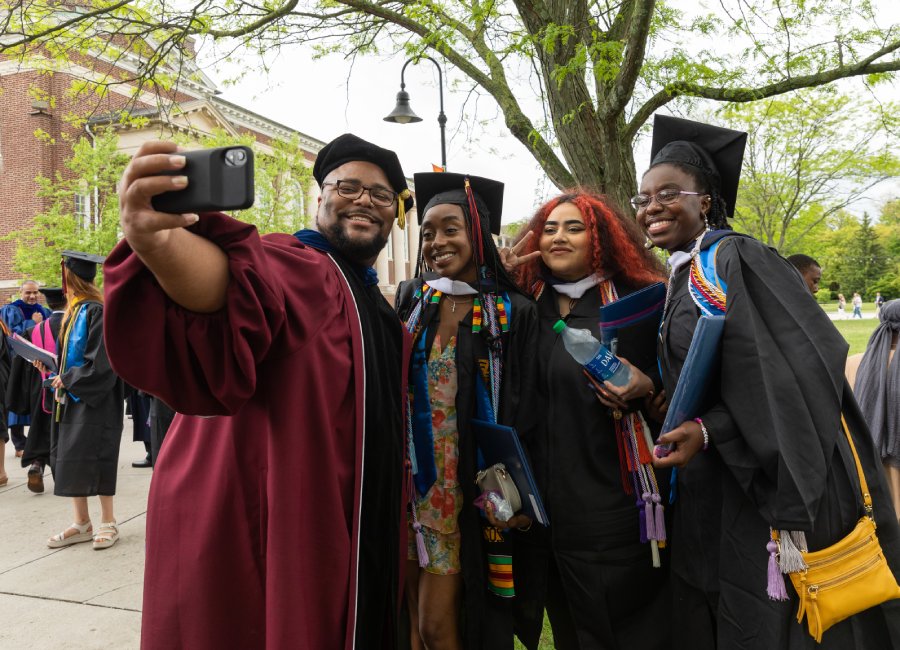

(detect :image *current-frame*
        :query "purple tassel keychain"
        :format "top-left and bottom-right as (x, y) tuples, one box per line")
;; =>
(643, 492), (656, 539)
(413, 520), (429, 568)
(637, 497), (648, 543)
(653, 493), (666, 542)
(766, 538), (788, 601)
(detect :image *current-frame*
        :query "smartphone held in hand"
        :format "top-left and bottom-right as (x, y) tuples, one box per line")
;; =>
(152, 146), (255, 214)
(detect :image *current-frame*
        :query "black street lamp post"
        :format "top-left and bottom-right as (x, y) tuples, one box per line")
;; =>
(384, 56), (447, 171)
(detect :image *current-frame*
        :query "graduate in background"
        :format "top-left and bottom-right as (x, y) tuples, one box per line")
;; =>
(501, 190), (671, 649)
(637, 116), (900, 649)
(1, 280), (50, 458)
(43, 252), (124, 550)
(396, 172), (538, 649)
(8, 287), (67, 493)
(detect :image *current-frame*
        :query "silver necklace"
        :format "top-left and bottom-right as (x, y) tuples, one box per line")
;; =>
(444, 294), (474, 313)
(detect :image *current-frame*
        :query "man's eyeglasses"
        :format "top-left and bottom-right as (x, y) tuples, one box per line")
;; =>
(323, 180), (397, 207)
(630, 189), (705, 210)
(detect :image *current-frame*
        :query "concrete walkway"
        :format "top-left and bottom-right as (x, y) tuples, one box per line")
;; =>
(0, 419), (148, 648)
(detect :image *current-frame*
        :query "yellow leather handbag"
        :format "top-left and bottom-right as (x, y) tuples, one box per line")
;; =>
(787, 416), (900, 642)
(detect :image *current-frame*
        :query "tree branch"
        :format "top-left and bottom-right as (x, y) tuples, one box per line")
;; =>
(605, 0), (654, 118)
(627, 43), (900, 141)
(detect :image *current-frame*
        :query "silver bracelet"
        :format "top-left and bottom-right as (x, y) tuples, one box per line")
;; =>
(693, 418), (709, 450)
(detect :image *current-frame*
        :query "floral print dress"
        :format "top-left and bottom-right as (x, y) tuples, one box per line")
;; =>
(407, 335), (464, 575)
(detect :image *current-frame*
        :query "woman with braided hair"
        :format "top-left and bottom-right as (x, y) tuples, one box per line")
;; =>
(395, 172), (538, 649)
(639, 115), (900, 649)
(500, 189), (671, 649)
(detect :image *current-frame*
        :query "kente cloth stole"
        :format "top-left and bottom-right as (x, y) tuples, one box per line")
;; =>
(403, 283), (512, 495)
(402, 282), (512, 569)
(597, 280), (667, 566)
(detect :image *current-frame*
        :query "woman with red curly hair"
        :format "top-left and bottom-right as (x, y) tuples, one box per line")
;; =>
(502, 190), (671, 649)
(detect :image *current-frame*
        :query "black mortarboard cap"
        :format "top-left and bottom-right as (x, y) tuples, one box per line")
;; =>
(39, 287), (65, 305)
(650, 115), (747, 218)
(313, 133), (414, 226)
(62, 250), (105, 281)
(413, 172), (504, 236)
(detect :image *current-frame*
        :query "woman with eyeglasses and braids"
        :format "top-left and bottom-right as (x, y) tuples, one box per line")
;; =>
(500, 189), (671, 649)
(395, 172), (538, 650)
(635, 115), (900, 649)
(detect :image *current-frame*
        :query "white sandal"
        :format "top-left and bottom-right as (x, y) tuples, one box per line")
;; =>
(92, 521), (119, 550)
(47, 521), (93, 548)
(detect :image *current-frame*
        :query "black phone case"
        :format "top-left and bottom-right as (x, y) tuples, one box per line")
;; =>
(151, 146), (255, 214)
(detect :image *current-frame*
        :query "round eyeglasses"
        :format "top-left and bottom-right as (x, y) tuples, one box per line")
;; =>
(323, 180), (398, 207)
(630, 189), (705, 210)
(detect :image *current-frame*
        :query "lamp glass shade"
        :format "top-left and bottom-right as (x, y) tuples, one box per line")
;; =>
(384, 90), (423, 124)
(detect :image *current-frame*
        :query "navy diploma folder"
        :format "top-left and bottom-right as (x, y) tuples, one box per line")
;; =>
(472, 419), (549, 526)
(598, 282), (666, 346)
(657, 315), (725, 452)
(7, 334), (58, 373)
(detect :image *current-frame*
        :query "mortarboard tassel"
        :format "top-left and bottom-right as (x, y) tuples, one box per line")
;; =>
(464, 178), (485, 268)
(397, 189), (411, 230)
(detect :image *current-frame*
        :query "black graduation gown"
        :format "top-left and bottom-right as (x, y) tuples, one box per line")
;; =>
(396, 277), (539, 649)
(127, 387), (152, 446)
(660, 232), (900, 649)
(513, 282), (671, 650)
(12, 312), (64, 467)
(51, 301), (125, 497)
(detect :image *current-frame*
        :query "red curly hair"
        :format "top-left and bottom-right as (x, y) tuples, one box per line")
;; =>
(514, 189), (666, 293)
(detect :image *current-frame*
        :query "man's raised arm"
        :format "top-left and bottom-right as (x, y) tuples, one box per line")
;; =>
(119, 141), (229, 313)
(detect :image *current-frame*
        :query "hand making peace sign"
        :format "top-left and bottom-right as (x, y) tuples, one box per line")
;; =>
(498, 230), (542, 273)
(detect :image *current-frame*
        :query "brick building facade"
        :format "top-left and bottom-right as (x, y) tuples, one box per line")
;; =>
(0, 46), (421, 302)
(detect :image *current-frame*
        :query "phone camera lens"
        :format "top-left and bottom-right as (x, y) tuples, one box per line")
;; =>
(225, 148), (247, 166)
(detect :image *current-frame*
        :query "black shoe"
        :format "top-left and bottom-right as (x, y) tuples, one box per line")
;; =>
(27, 462), (44, 494)
(131, 456), (152, 468)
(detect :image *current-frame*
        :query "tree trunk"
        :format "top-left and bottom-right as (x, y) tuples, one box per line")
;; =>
(516, 0), (639, 213)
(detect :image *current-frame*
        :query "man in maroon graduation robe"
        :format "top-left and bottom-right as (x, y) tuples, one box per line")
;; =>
(103, 135), (413, 649)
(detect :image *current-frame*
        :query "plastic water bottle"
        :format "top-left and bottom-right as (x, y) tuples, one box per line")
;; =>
(553, 319), (631, 387)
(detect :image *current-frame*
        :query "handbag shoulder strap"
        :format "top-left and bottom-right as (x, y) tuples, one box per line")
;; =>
(840, 414), (874, 520)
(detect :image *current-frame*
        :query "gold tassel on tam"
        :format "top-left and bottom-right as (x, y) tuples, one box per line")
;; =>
(397, 189), (411, 229)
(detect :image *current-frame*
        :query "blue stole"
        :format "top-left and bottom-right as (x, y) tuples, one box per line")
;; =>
(62, 305), (90, 403)
(292, 229), (379, 286)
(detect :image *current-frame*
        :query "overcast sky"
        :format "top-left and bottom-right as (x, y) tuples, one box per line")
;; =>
(207, 8), (900, 225)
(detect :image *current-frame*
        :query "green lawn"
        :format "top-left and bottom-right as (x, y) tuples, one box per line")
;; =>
(831, 318), (879, 355)
(514, 614), (554, 649)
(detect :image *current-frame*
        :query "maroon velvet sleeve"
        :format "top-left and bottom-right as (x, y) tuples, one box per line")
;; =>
(103, 213), (331, 416)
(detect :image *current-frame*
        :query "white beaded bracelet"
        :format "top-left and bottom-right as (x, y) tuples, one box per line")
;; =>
(693, 418), (709, 450)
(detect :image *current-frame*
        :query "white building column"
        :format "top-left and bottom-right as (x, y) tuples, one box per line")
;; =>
(375, 247), (391, 293)
(392, 222), (408, 285)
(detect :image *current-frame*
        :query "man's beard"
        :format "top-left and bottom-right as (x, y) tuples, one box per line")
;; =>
(320, 218), (388, 264)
